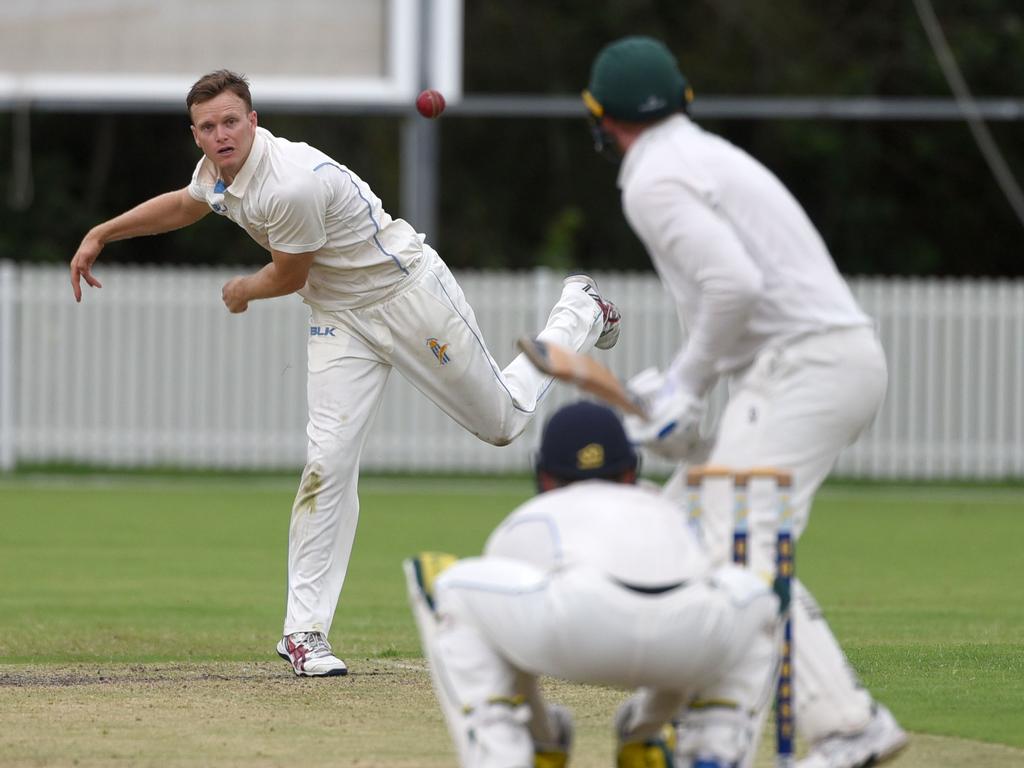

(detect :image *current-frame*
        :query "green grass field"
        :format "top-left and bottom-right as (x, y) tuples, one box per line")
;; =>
(1, 475), (1022, 766)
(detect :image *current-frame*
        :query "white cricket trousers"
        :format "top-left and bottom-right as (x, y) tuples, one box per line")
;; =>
(430, 557), (779, 768)
(663, 325), (888, 741)
(284, 249), (603, 635)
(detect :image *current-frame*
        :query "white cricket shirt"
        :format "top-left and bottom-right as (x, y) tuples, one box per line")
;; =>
(188, 127), (424, 309)
(483, 481), (709, 588)
(618, 114), (870, 396)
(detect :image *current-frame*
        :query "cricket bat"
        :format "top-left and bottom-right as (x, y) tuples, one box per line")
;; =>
(516, 337), (646, 417)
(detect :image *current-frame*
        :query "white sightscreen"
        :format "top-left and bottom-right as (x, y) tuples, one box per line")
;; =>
(0, 0), (461, 108)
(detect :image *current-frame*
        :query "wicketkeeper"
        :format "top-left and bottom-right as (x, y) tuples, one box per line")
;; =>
(581, 36), (907, 768)
(406, 401), (782, 768)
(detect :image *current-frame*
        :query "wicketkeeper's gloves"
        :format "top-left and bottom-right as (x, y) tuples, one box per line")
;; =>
(616, 723), (677, 768)
(409, 551), (459, 610)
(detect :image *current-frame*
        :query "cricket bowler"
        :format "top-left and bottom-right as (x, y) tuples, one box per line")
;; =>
(68, 70), (621, 678)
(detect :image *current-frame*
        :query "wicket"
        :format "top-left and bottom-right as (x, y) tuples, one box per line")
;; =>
(685, 465), (796, 768)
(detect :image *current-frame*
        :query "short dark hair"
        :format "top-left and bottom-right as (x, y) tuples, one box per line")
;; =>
(187, 70), (253, 119)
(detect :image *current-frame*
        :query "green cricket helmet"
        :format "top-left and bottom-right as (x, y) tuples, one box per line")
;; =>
(582, 36), (693, 124)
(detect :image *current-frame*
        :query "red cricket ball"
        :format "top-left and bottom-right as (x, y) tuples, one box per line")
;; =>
(416, 89), (446, 119)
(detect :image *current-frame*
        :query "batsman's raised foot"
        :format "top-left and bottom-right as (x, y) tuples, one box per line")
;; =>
(276, 631), (348, 677)
(563, 274), (621, 350)
(797, 704), (908, 768)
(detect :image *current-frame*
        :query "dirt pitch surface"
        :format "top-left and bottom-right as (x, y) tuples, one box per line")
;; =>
(2, 660), (1022, 767)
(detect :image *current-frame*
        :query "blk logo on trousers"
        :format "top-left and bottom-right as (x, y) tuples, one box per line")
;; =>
(310, 326), (337, 337)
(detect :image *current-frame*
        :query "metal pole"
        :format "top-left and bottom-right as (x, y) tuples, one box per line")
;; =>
(400, 117), (440, 243)
(8, 102), (33, 211)
(0, 260), (16, 471)
(399, 0), (441, 245)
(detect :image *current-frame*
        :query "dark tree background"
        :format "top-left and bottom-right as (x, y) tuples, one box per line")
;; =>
(1, 1), (1021, 276)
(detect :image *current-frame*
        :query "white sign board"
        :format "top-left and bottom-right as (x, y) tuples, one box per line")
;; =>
(0, 0), (462, 108)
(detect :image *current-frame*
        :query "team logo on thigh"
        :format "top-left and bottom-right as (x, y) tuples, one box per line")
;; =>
(427, 337), (451, 365)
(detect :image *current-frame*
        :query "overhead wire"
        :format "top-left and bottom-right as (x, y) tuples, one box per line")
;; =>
(913, 0), (1024, 229)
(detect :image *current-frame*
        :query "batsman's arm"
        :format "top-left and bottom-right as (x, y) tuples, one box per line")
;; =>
(70, 188), (210, 302)
(221, 248), (315, 314)
(624, 180), (762, 398)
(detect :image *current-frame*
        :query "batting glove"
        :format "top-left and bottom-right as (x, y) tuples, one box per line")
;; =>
(624, 368), (708, 462)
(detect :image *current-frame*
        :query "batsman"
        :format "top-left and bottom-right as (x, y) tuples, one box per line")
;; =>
(581, 36), (908, 768)
(406, 401), (783, 768)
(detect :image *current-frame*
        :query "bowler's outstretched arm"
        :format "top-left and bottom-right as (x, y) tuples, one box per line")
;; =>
(70, 187), (210, 301)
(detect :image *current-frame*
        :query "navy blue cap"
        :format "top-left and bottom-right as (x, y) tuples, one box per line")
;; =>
(536, 401), (638, 481)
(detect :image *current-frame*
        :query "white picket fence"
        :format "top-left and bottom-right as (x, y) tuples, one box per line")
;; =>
(1, 261), (1022, 479)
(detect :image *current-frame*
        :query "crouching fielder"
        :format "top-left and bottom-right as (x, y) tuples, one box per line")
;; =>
(406, 401), (781, 768)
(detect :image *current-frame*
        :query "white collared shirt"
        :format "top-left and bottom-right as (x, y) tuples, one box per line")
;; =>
(618, 114), (869, 396)
(188, 127), (424, 309)
(484, 481), (709, 588)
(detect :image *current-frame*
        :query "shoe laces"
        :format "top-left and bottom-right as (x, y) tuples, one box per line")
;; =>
(583, 284), (618, 323)
(602, 301), (621, 324)
(294, 631), (332, 657)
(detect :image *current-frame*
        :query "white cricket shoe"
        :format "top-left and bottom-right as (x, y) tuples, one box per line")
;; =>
(797, 704), (908, 768)
(276, 631), (348, 677)
(564, 274), (621, 350)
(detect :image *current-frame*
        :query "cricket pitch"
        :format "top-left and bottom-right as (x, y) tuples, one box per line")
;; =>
(2, 659), (1021, 767)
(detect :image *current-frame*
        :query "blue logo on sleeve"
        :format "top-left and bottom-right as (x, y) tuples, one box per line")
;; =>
(310, 326), (337, 337)
(209, 179), (228, 214)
